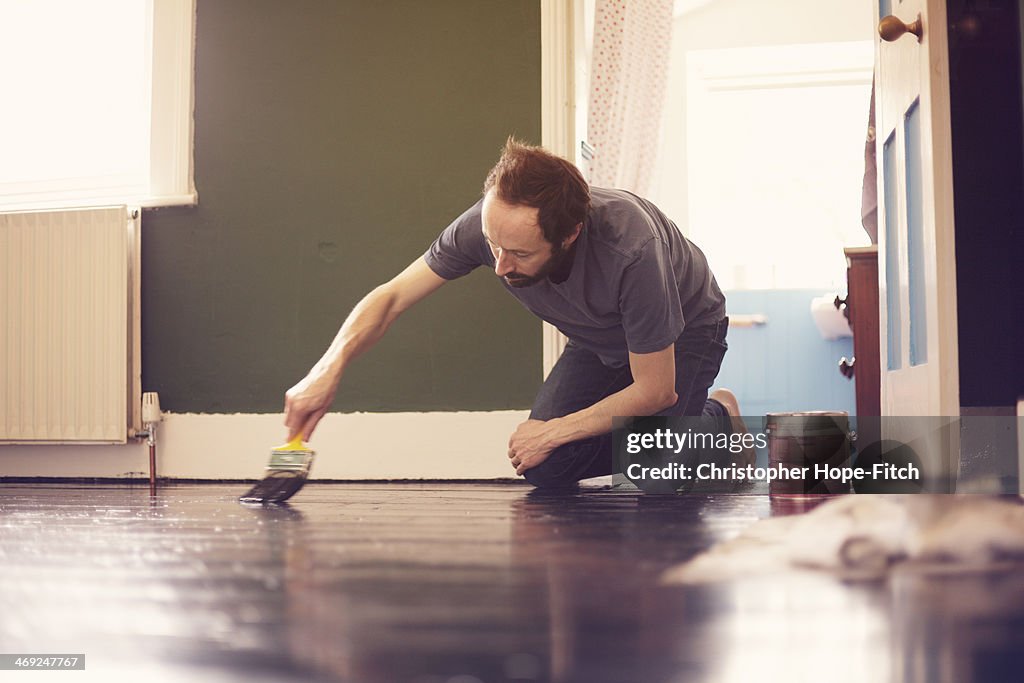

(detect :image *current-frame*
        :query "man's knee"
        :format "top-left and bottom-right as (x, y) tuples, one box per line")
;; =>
(522, 447), (582, 489)
(522, 438), (614, 489)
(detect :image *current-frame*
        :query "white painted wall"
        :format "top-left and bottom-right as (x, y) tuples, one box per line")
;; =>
(0, 411), (530, 480)
(650, 0), (875, 234)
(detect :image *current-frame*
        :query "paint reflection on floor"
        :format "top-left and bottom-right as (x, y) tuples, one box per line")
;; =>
(0, 482), (1022, 682)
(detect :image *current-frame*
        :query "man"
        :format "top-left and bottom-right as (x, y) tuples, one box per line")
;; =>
(284, 139), (746, 488)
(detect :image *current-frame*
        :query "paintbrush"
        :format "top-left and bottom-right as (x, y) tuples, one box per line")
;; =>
(238, 436), (315, 505)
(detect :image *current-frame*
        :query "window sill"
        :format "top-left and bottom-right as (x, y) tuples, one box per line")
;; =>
(0, 192), (198, 214)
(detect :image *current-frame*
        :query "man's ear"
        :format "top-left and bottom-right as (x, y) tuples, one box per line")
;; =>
(562, 222), (583, 249)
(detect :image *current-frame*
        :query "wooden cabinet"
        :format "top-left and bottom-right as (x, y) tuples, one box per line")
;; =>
(843, 246), (880, 417)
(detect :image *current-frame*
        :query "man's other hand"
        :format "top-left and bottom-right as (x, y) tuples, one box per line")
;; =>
(508, 419), (561, 475)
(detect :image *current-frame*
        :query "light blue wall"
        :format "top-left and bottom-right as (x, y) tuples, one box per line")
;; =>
(716, 289), (856, 419)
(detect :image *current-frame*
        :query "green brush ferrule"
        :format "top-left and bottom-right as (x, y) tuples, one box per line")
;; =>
(267, 450), (314, 472)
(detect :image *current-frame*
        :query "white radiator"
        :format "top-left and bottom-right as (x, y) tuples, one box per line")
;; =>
(0, 206), (141, 443)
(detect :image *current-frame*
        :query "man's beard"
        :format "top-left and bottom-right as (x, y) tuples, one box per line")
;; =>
(502, 243), (571, 288)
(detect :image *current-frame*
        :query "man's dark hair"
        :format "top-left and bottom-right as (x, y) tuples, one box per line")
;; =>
(483, 138), (591, 245)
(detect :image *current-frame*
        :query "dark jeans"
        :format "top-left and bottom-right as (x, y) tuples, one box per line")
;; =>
(525, 317), (731, 489)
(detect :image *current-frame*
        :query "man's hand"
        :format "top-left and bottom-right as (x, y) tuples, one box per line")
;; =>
(508, 419), (562, 475)
(284, 367), (340, 442)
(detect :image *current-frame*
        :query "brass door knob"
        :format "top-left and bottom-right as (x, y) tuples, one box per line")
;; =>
(879, 14), (923, 42)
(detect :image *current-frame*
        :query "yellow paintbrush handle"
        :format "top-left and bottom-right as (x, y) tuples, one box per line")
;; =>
(274, 435), (306, 451)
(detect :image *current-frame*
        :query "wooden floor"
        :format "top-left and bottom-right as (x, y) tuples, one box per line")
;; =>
(1, 482), (1022, 682)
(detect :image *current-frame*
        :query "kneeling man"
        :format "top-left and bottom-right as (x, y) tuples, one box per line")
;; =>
(284, 139), (745, 488)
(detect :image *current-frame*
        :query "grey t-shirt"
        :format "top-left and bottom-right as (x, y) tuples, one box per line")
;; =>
(424, 187), (726, 368)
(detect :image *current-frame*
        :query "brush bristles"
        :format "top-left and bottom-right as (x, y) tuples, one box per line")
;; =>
(239, 446), (315, 505)
(239, 471), (310, 505)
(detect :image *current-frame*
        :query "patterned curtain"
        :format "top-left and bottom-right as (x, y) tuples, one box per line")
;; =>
(587, 0), (674, 194)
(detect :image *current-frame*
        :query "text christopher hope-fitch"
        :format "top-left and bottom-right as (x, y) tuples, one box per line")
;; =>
(626, 462), (921, 484)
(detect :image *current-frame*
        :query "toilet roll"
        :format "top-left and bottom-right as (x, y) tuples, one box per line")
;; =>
(810, 294), (853, 340)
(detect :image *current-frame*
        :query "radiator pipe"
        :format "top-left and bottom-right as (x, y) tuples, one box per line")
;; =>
(135, 423), (158, 495)
(138, 392), (163, 495)
(147, 425), (157, 495)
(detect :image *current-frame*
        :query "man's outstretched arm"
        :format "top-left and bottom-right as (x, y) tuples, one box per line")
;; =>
(284, 256), (447, 441)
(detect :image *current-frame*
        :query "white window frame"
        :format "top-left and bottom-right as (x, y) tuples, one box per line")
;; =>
(0, 0), (197, 212)
(147, 0), (198, 209)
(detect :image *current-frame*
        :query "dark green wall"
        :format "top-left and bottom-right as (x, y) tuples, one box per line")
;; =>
(141, 0), (543, 413)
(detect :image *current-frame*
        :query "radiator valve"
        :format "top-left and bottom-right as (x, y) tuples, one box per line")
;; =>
(142, 392), (162, 424)
(137, 392), (163, 447)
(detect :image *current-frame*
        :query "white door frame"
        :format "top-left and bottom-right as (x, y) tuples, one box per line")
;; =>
(540, 0), (586, 377)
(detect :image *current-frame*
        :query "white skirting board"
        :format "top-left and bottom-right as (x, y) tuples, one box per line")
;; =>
(0, 410), (530, 480)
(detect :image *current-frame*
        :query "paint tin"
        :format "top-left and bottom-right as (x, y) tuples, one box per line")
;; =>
(764, 411), (855, 498)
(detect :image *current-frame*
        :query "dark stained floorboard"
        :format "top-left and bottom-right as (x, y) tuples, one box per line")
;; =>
(1, 482), (1022, 682)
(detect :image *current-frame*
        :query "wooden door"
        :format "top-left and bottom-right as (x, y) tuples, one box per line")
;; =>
(874, 0), (960, 488)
